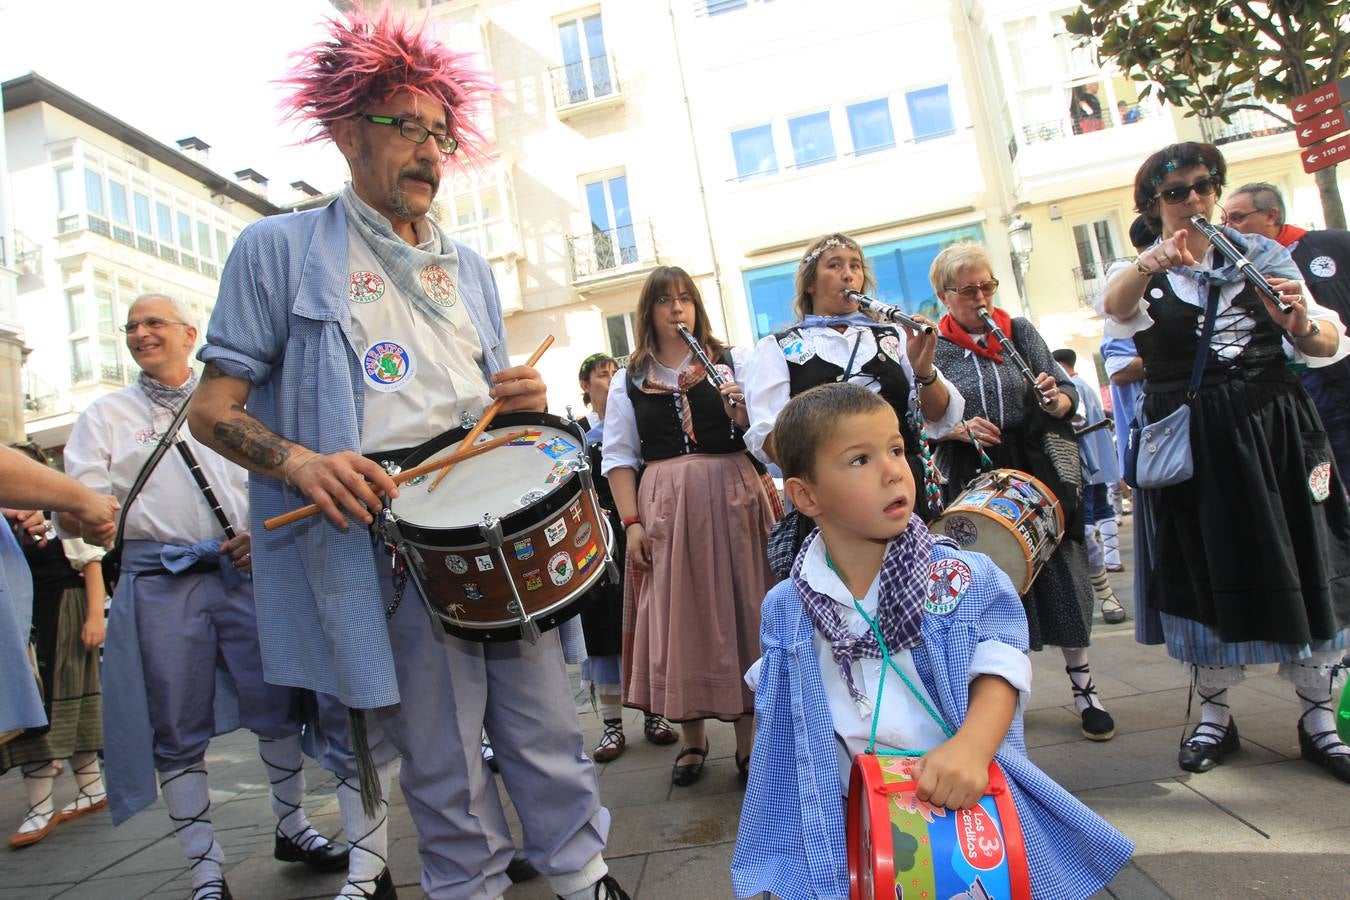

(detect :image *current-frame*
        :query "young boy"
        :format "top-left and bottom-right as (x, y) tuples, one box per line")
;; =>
(731, 383), (1132, 900)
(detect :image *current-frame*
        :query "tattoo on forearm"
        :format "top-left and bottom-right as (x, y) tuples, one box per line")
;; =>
(200, 362), (227, 380)
(213, 404), (292, 470)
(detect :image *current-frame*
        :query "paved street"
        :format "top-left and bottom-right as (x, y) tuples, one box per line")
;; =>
(3, 522), (1348, 899)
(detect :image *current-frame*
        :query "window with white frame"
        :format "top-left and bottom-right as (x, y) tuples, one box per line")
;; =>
(905, 85), (955, 141)
(445, 174), (511, 258)
(788, 111), (836, 167)
(846, 98), (896, 155)
(731, 124), (777, 180)
(703, 0), (774, 15)
(582, 173), (636, 270)
(605, 312), (635, 360)
(557, 13), (613, 106)
(1071, 217), (1123, 279)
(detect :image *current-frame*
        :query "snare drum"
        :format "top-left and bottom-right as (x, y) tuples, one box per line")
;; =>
(933, 469), (1064, 595)
(383, 412), (614, 643)
(847, 753), (1031, 900)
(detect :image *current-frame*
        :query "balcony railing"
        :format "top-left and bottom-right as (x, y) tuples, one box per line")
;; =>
(1072, 258), (1133, 307)
(567, 221), (657, 283)
(71, 362), (93, 384)
(53, 214), (220, 276)
(1020, 102), (1159, 147)
(548, 54), (621, 114)
(1199, 108), (1292, 145)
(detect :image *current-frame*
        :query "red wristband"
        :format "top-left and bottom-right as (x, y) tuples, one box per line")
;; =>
(622, 515), (642, 528)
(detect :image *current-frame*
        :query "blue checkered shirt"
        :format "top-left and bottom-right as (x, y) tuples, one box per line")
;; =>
(731, 544), (1134, 899)
(199, 197), (509, 707)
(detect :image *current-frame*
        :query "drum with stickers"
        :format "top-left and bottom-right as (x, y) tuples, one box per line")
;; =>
(847, 753), (1031, 900)
(932, 469), (1063, 595)
(382, 412), (615, 643)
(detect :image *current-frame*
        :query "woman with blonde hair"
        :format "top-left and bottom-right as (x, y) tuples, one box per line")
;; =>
(602, 266), (777, 786)
(931, 241), (1117, 742)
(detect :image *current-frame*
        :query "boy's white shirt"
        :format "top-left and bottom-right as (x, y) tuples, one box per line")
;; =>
(744, 534), (1032, 793)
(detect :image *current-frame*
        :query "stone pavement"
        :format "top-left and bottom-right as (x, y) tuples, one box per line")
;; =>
(3, 521), (1348, 899)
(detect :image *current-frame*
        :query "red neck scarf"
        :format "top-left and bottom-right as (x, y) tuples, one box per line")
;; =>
(938, 307), (1013, 363)
(1275, 223), (1307, 248)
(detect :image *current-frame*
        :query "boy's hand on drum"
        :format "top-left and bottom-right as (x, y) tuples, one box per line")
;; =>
(626, 522), (653, 570)
(284, 449), (399, 529)
(912, 736), (991, 810)
(490, 366), (548, 413)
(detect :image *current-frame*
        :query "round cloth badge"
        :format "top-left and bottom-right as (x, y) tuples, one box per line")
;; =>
(1149, 288), (1165, 300)
(349, 271), (385, 304)
(363, 339), (417, 393)
(1309, 256), (1337, 279)
(419, 264), (457, 307)
(1310, 461), (1332, 503)
(878, 334), (903, 365)
(925, 558), (971, 616)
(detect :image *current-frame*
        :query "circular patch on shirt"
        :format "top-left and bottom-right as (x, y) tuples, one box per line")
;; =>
(135, 427), (162, 447)
(1309, 255), (1337, 278)
(548, 551), (574, 586)
(878, 334), (903, 365)
(349, 271), (385, 304)
(363, 339), (416, 393)
(419, 264), (456, 307)
(925, 558), (971, 616)
(1310, 461), (1332, 503)
(942, 514), (979, 547)
(1149, 288), (1165, 300)
(778, 333), (816, 365)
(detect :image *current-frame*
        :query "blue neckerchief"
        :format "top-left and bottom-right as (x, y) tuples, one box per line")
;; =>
(800, 312), (880, 330)
(1161, 226), (1301, 294)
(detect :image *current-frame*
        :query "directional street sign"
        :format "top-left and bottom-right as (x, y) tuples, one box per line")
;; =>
(1302, 133), (1350, 174)
(1291, 77), (1350, 122)
(1296, 107), (1348, 148)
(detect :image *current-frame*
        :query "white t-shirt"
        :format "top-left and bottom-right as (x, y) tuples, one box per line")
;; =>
(346, 223), (491, 452)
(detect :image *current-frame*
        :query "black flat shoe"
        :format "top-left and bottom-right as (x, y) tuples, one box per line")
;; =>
(507, 852), (539, 883)
(190, 881), (232, 900)
(735, 750), (751, 783)
(555, 873), (631, 899)
(344, 867), (397, 900)
(1298, 715), (1350, 784)
(274, 829), (350, 872)
(1178, 719), (1240, 773)
(671, 742), (709, 787)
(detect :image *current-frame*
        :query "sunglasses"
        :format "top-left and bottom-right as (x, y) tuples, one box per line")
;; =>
(1157, 177), (1220, 205)
(1221, 208), (1263, 226)
(945, 279), (1000, 298)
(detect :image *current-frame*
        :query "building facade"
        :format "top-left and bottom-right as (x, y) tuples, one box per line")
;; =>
(2, 73), (280, 451)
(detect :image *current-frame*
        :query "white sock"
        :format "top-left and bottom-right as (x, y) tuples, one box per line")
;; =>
(1085, 523), (1105, 572)
(550, 852), (610, 899)
(1062, 647), (1106, 713)
(60, 751), (105, 815)
(1099, 518), (1121, 568)
(258, 734), (325, 848)
(1282, 653), (1349, 757)
(599, 699), (623, 723)
(335, 760), (394, 898)
(17, 762), (56, 834)
(1187, 664), (1242, 746)
(159, 765), (225, 888)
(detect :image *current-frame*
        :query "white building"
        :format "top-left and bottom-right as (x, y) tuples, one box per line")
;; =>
(1, 73), (280, 450)
(0, 93), (23, 444)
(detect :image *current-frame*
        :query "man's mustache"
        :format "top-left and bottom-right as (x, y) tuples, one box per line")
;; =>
(401, 166), (439, 188)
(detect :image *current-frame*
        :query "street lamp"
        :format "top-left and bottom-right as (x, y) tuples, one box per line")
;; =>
(1005, 214), (1034, 319)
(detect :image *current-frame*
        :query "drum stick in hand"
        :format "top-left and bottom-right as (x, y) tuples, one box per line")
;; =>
(262, 430), (529, 531)
(429, 334), (555, 492)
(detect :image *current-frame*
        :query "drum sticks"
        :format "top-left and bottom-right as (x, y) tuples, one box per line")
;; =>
(428, 334), (555, 492)
(262, 429), (530, 531)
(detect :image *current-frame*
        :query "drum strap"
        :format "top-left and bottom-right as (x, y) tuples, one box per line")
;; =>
(852, 599), (954, 757)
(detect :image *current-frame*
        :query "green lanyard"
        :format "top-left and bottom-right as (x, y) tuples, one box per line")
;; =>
(825, 552), (954, 756)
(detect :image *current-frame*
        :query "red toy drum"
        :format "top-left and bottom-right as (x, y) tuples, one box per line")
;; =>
(847, 753), (1031, 900)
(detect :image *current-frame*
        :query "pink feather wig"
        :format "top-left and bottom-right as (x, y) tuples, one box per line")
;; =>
(279, 3), (494, 164)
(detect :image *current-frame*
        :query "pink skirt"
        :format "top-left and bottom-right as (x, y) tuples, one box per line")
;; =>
(621, 452), (778, 721)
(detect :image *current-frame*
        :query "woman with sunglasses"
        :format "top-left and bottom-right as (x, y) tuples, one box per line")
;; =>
(602, 267), (777, 787)
(1102, 142), (1350, 783)
(743, 233), (963, 577)
(931, 241), (1118, 743)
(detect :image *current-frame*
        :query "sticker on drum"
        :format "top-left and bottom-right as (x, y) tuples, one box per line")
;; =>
(548, 552), (573, 586)
(943, 515), (979, 547)
(404, 474), (427, 486)
(961, 491), (993, 507)
(463, 582), (483, 601)
(925, 558), (970, 615)
(523, 569), (543, 591)
(513, 538), (534, 560)
(537, 436), (578, 460)
(1010, 481), (1042, 504)
(988, 498), (1022, 522)
(545, 462), (572, 485)
(445, 555), (469, 575)
(507, 430), (544, 446)
(518, 489), (547, 507)
(568, 500), (583, 522)
(572, 522), (593, 548)
(576, 542), (600, 574)
(474, 555), (494, 572)
(545, 518), (567, 547)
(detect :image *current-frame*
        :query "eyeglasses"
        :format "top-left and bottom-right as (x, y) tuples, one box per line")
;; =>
(121, 317), (188, 334)
(1221, 208), (1263, 225)
(944, 279), (1000, 298)
(1158, 177), (1220, 205)
(361, 115), (459, 156)
(654, 293), (695, 306)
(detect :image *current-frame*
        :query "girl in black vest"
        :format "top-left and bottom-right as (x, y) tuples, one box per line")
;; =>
(743, 233), (963, 577)
(602, 267), (777, 787)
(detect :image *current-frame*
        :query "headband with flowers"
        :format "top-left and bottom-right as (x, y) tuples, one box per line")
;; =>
(1150, 156), (1221, 190)
(800, 237), (858, 270)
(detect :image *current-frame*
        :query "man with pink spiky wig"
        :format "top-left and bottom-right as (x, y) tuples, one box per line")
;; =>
(189, 6), (626, 900)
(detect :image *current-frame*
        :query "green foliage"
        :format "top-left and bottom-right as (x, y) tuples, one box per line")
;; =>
(1064, 0), (1350, 126)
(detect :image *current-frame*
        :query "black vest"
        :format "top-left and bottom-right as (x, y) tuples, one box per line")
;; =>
(1292, 230), (1350, 421)
(625, 352), (746, 461)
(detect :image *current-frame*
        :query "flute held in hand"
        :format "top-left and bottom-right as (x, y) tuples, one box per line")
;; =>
(975, 308), (1054, 408)
(676, 323), (737, 407)
(844, 290), (935, 335)
(1188, 215), (1292, 314)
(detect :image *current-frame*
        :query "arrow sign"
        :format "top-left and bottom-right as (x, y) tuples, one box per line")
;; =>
(1291, 77), (1350, 122)
(1302, 133), (1350, 174)
(1297, 107), (1348, 148)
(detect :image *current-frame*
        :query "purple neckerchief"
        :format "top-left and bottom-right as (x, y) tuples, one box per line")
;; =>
(792, 520), (950, 705)
(137, 370), (198, 434)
